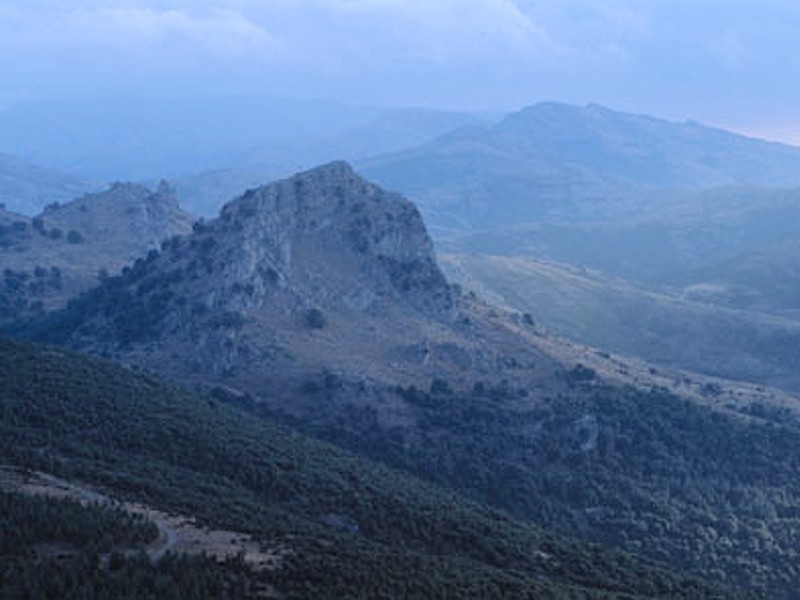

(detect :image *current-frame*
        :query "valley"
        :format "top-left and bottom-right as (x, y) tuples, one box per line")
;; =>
(6, 2), (800, 596)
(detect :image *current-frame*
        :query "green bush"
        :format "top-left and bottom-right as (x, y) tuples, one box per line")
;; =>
(305, 307), (326, 329)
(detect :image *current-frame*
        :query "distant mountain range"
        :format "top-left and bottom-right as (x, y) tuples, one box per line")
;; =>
(439, 185), (800, 284)
(0, 152), (101, 215)
(360, 102), (800, 235)
(0, 95), (486, 216)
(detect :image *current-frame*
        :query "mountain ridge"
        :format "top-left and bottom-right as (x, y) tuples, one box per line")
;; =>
(22, 162), (576, 416)
(0, 152), (101, 215)
(359, 101), (800, 235)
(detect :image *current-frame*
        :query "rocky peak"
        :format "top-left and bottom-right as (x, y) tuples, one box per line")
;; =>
(207, 161), (453, 315)
(23, 163), (462, 386)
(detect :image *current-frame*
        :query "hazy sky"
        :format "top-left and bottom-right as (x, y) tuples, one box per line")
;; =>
(1, 1), (799, 143)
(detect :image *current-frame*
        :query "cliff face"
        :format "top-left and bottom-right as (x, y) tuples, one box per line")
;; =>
(203, 160), (453, 316)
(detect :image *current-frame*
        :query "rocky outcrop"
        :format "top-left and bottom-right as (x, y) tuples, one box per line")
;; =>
(203, 160), (454, 315)
(42, 180), (193, 259)
(0, 181), (194, 323)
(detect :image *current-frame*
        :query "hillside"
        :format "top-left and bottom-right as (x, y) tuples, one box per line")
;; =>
(23, 161), (567, 398)
(441, 253), (800, 392)
(0, 337), (723, 599)
(13, 162), (800, 596)
(0, 485), (261, 598)
(359, 102), (800, 236)
(436, 186), (800, 289)
(442, 254), (800, 393)
(0, 152), (101, 215)
(0, 181), (193, 325)
(674, 238), (800, 316)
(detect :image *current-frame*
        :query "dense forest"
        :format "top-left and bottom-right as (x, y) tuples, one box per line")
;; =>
(0, 491), (256, 599)
(0, 338), (730, 598)
(240, 371), (800, 597)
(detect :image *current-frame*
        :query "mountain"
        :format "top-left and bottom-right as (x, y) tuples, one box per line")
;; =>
(674, 238), (800, 316)
(30, 161), (563, 398)
(441, 253), (800, 392)
(15, 162), (800, 596)
(0, 152), (101, 215)
(358, 102), (800, 236)
(0, 96), (484, 217)
(1, 337), (725, 598)
(171, 107), (486, 217)
(0, 181), (193, 324)
(436, 185), (800, 288)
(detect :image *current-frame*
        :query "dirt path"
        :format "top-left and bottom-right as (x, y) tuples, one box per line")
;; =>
(147, 521), (180, 563)
(0, 465), (288, 570)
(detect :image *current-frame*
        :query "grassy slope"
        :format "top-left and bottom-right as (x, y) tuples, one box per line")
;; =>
(0, 337), (725, 599)
(441, 253), (800, 392)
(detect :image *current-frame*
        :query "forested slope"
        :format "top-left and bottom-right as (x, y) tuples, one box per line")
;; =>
(0, 338), (723, 598)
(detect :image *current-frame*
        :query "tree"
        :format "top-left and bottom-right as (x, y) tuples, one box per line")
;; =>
(306, 308), (326, 329)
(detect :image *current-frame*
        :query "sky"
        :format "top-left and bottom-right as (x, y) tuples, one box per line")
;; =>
(1, 0), (799, 144)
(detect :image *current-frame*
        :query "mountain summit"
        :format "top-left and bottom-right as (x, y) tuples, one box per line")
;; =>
(211, 160), (453, 316)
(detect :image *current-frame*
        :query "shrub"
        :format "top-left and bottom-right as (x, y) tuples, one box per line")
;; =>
(430, 378), (453, 395)
(306, 308), (326, 329)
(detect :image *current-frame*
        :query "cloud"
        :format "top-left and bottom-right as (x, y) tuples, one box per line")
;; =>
(0, 5), (283, 60)
(711, 27), (746, 69)
(98, 8), (282, 58)
(320, 0), (559, 61)
(0, 0), (800, 138)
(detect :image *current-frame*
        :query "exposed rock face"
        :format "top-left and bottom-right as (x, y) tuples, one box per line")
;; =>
(206, 160), (453, 316)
